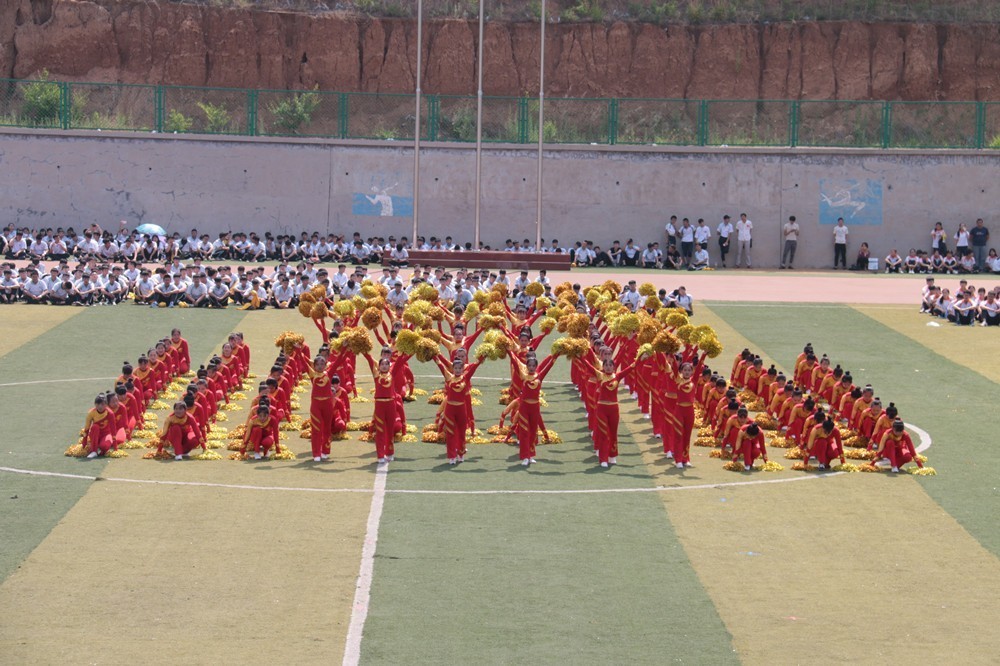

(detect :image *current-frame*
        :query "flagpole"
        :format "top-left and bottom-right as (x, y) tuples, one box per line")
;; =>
(412, 0), (423, 244)
(535, 0), (545, 250)
(474, 0), (484, 249)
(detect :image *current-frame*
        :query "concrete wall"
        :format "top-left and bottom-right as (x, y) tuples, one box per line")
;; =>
(1, 128), (998, 269)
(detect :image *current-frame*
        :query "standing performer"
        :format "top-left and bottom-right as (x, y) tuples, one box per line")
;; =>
(363, 352), (410, 464)
(508, 352), (557, 466)
(664, 354), (706, 469)
(170, 328), (191, 376)
(306, 354), (337, 462)
(433, 353), (485, 465)
(590, 356), (640, 468)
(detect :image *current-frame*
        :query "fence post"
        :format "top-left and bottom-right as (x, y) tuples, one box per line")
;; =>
(246, 90), (258, 136)
(608, 98), (618, 145)
(59, 82), (71, 130)
(154, 85), (164, 133)
(789, 100), (800, 147)
(517, 96), (529, 144)
(427, 94), (439, 141)
(698, 100), (708, 146)
(881, 101), (892, 149)
(975, 101), (985, 149)
(339, 92), (349, 139)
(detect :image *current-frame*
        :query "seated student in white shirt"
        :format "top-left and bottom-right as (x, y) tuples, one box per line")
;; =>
(673, 286), (694, 315)
(689, 243), (710, 270)
(0, 268), (20, 303)
(153, 274), (182, 307)
(512, 270), (530, 296)
(958, 252), (977, 274)
(29, 235), (49, 260)
(21, 271), (49, 304)
(978, 291), (1000, 326)
(270, 275), (297, 309)
(206, 275), (230, 308)
(641, 243), (660, 268)
(75, 273), (99, 306)
(6, 232), (28, 259)
(49, 280), (78, 306)
(619, 281), (642, 312)
(133, 271), (156, 305)
(183, 274), (209, 307)
(103, 274), (126, 304)
(884, 250), (903, 273)
(389, 243), (409, 267)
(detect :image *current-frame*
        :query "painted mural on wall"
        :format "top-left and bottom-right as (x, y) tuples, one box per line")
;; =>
(818, 178), (883, 225)
(351, 175), (413, 217)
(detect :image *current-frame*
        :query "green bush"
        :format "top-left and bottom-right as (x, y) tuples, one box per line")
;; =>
(165, 109), (193, 133)
(268, 88), (321, 135)
(196, 101), (233, 133)
(21, 71), (61, 127)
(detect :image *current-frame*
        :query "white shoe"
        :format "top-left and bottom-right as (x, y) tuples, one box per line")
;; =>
(529, 458), (536, 463)
(377, 457), (386, 464)
(666, 451), (674, 459)
(684, 462), (693, 468)
(254, 453), (262, 460)
(457, 456), (464, 462)
(891, 466), (899, 473)
(448, 458), (456, 465)
(655, 433), (662, 439)
(818, 463), (826, 470)
(676, 462), (684, 469)
(521, 459), (529, 466)
(320, 454), (329, 460)
(609, 457), (617, 465)
(387, 455), (394, 462)
(643, 414), (651, 420)
(600, 462), (609, 468)
(744, 464), (751, 471)
(313, 456), (322, 462)
(86, 451), (98, 459)
(631, 393), (638, 399)
(175, 455), (183, 460)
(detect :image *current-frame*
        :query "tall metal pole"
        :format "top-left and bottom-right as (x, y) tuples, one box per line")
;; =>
(535, 0), (545, 250)
(474, 0), (484, 249)
(412, 0), (423, 245)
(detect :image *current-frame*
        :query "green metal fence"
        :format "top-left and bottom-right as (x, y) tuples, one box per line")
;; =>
(2, 76), (1000, 149)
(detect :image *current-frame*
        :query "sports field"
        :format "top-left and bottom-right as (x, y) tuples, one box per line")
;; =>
(1, 269), (998, 665)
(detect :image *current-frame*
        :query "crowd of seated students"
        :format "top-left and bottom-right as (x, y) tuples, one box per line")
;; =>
(919, 277), (1000, 326)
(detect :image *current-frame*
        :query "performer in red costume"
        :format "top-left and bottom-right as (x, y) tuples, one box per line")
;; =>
(663, 353), (706, 469)
(590, 356), (640, 468)
(243, 403), (281, 459)
(508, 351), (557, 466)
(732, 422), (768, 470)
(363, 351), (410, 464)
(156, 401), (204, 460)
(804, 419), (845, 469)
(83, 394), (116, 458)
(433, 353), (485, 465)
(306, 354), (338, 462)
(874, 419), (924, 473)
(170, 328), (191, 376)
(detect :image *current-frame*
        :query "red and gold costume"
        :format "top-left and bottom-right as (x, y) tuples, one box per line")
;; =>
(84, 407), (115, 455)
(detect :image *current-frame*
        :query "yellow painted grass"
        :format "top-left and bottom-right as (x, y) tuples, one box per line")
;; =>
(0, 481), (372, 663)
(853, 305), (1000, 385)
(0, 306), (85, 358)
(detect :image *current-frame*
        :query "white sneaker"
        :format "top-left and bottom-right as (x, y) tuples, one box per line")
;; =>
(175, 455), (183, 460)
(600, 462), (609, 468)
(448, 458), (456, 465)
(684, 462), (693, 468)
(891, 466), (899, 473)
(86, 451), (98, 459)
(387, 455), (394, 462)
(313, 456), (322, 462)
(529, 458), (536, 463)
(676, 462), (684, 469)
(609, 457), (617, 465)
(643, 414), (651, 420)
(320, 454), (329, 460)
(377, 458), (386, 464)
(631, 393), (638, 399)
(521, 459), (529, 466)
(666, 451), (674, 459)
(254, 453), (262, 460)
(457, 456), (464, 462)
(655, 433), (662, 439)
(818, 463), (826, 470)
(744, 464), (751, 471)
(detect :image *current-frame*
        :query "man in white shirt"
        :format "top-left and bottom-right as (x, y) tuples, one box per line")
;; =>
(271, 275), (296, 309)
(76, 273), (99, 306)
(21, 270), (49, 304)
(674, 286), (693, 315)
(184, 274), (208, 307)
(133, 271), (156, 304)
(832, 217), (849, 269)
(386, 281), (409, 308)
(641, 243), (660, 269)
(690, 243), (710, 270)
(1, 268), (21, 303)
(207, 275), (231, 308)
(694, 219), (711, 260)
(6, 231), (28, 259)
(735, 213), (753, 268)
(780, 215), (800, 270)
(512, 270), (531, 297)
(665, 215), (678, 249)
(620, 281), (641, 312)
(716, 215), (734, 268)
(29, 235), (49, 259)
(678, 219), (695, 268)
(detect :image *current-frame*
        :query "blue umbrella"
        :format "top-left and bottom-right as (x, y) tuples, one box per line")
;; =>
(135, 223), (166, 237)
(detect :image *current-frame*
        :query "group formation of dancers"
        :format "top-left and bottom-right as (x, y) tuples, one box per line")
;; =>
(70, 274), (931, 476)
(714, 343), (929, 473)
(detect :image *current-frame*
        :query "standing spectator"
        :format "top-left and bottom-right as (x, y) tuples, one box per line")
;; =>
(954, 223), (970, 259)
(694, 219), (711, 263)
(970, 218), (990, 272)
(665, 215), (678, 248)
(716, 215), (733, 268)
(832, 217), (849, 269)
(735, 213), (753, 268)
(781, 215), (800, 270)
(678, 218), (695, 268)
(930, 222), (948, 256)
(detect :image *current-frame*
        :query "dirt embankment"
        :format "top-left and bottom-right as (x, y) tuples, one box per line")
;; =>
(3, 0), (1000, 99)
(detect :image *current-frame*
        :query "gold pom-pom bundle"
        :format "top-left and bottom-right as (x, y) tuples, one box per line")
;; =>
(462, 302), (481, 322)
(708, 449), (726, 459)
(272, 449), (297, 460)
(142, 450), (173, 460)
(693, 436), (716, 447)
(350, 394), (371, 403)
(297, 301), (314, 318)
(334, 299), (356, 318)
(414, 337), (439, 363)
(665, 311), (689, 329)
(339, 327), (374, 355)
(310, 302), (329, 320)
(64, 444), (88, 457)
(643, 296), (661, 311)
(220, 403), (241, 412)
(192, 449), (222, 460)
(754, 414), (779, 430)
(475, 343), (504, 361)
(214, 412), (229, 422)
(150, 400), (170, 410)
(399, 434), (418, 443)
(539, 317), (557, 334)
(411, 283), (440, 302)
(652, 330), (681, 355)
(551, 337), (590, 359)
(395, 329), (421, 356)
(636, 343), (654, 361)
(230, 392), (247, 401)
(637, 282), (656, 297)
(722, 461), (745, 472)
(912, 466), (937, 476)
(845, 448), (876, 461)
(120, 438), (146, 449)
(767, 435), (791, 448)
(107, 450), (129, 458)
(427, 391), (444, 405)
(361, 307), (383, 329)
(697, 426), (713, 437)
(699, 335), (724, 359)
(422, 431), (444, 443)
(542, 430), (562, 443)
(564, 313), (591, 338)
(761, 460), (784, 472)
(833, 462), (862, 472)
(609, 313), (641, 336)
(524, 282), (544, 298)
(487, 425), (511, 435)
(791, 461), (817, 471)
(228, 452), (249, 461)
(784, 446), (806, 460)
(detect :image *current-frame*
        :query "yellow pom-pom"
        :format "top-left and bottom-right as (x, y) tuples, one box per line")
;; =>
(636, 343), (654, 361)
(761, 460), (784, 472)
(192, 449), (222, 460)
(334, 300), (356, 317)
(638, 282), (656, 297)
(524, 282), (544, 297)
(310, 302), (328, 320)
(108, 450), (129, 458)
(551, 337), (590, 359)
(361, 307), (382, 329)
(665, 311), (689, 328)
(539, 317), (556, 334)
(652, 330), (681, 355)
(912, 466), (936, 476)
(791, 461), (817, 471)
(462, 302), (481, 322)
(709, 449), (725, 459)
(699, 335), (723, 359)
(722, 461), (745, 471)
(784, 446), (806, 460)
(272, 449), (297, 460)
(64, 444), (88, 457)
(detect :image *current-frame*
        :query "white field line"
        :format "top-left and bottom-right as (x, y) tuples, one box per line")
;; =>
(0, 376), (117, 388)
(342, 463), (388, 666)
